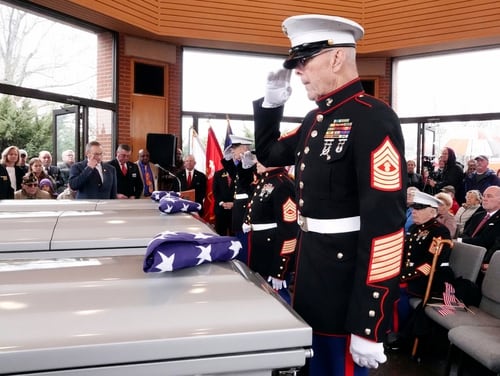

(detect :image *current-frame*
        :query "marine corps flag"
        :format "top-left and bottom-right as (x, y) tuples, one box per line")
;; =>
(202, 126), (223, 224)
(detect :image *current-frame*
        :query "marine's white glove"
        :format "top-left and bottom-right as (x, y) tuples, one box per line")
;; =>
(349, 334), (387, 369)
(267, 276), (287, 290)
(223, 145), (233, 161)
(262, 69), (292, 108)
(241, 150), (257, 169)
(242, 223), (252, 233)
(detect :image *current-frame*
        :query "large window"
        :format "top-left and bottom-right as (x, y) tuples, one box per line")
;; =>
(0, 0), (116, 162)
(182, 48), (315, 155)
(393, 47), (500, 172)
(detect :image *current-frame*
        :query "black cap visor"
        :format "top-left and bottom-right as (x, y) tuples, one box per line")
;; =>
(283, 40), (355, 69)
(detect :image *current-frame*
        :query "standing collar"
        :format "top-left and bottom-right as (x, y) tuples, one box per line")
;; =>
(316, 78), (365, 112)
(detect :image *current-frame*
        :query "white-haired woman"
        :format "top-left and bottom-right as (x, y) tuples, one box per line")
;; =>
(455, 189), (482, 237)
(435, 192), (457, 237)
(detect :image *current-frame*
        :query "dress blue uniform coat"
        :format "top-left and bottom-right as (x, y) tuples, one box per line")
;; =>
(254, 78), (407, 342)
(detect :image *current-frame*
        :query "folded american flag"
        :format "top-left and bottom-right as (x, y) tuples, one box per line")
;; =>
(143, 231), (241, 272)
(151, 190), (180, 201)
(150, 191), (201, 213)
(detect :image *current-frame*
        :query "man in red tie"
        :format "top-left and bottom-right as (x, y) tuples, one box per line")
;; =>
(175, 154), (207, 212)
(108, 144), (143, 199)
(461, 185), (500, 272)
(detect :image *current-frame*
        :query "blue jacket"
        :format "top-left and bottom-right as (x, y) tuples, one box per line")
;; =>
(69, 160), (117, 199)
(463, 169), (500, 198)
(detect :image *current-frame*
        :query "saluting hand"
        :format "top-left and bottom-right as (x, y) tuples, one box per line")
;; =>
(263, 69), (292, 108)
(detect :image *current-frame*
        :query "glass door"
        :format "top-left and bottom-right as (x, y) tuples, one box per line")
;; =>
(53, 106), (80, 165)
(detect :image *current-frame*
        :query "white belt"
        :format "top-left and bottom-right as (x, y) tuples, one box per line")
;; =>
(298, 215), (360, 234)
(234, 193), (249, 200)
(242, 222), (277, 233)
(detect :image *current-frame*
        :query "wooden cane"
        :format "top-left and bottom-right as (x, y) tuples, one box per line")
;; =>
(411, 237), (453, 357)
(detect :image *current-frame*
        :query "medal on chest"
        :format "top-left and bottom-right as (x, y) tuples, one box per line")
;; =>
(319, 118), (352, 160)
(259, 183), (275, 198)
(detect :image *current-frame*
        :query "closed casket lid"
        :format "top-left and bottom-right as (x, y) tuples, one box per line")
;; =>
(0, 255), (311, 373)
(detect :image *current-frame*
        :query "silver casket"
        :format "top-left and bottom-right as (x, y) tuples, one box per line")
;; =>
(0, 200), (312, 375)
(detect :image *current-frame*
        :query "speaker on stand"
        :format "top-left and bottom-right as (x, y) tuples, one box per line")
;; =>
(146, 133), (178, 190)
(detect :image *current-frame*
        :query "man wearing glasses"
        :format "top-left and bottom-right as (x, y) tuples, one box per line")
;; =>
(390, 191), (452, 349)
(69, 141), (117, 199)
(253, 14), (406, 376)
(14, 172), (51, 199)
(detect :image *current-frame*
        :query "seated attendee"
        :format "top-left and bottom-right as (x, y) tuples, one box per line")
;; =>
(461, 185), (500, 271)
(435, 192), (457, 237)
(455, 189), (482, 238)
(14, 173), (51, 199)
(390, 191), (453, 347)
(39, 178), (57, 198)
(441, 185), (460, 214)
(405, 186), (419, 233)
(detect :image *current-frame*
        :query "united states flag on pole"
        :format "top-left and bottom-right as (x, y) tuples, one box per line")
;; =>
(143, 231), (241, 272)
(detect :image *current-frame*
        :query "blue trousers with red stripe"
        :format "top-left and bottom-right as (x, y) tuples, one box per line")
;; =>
(303, 334), (369, 376)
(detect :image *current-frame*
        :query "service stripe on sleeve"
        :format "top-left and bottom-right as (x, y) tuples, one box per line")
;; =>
(417, 263), (431, 276)
(371, 137), (401, 191)
(280, 239), (296, 255)
(282, 198), (297, 222)
(368, 229), (404, 283)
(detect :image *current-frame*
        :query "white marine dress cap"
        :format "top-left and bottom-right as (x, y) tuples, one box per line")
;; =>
(282, 14), (364, 69)
(229, 134), (253, 146)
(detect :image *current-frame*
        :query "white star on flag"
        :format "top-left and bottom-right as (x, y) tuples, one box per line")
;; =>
(155, 252), (175, 272)
(196, 245), (213, 265)
(229, 241), (242, 257)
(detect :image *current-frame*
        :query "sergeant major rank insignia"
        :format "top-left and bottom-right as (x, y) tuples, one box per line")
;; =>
(320, 119), (352, 159)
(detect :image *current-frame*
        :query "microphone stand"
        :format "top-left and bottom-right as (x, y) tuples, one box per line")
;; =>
(155, 164), (182, 193)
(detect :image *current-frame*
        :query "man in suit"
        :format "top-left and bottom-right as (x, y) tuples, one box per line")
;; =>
(175, 154), (207, 210)
(135, 148), (158, 198)
(69, 141), (117, 199)
(108, 144), (143, 199)
(57, 149), (75, 189)
(461, 185), (500, 270)
(39, 150), (64, 193)
(212, 167), (235, 235)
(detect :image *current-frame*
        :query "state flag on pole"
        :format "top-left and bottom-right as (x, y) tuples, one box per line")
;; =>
(190, 128), (206, 174)
(202, 126), (223, 224)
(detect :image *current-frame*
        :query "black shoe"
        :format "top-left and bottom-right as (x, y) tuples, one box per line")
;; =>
(385, 332), (401, 351)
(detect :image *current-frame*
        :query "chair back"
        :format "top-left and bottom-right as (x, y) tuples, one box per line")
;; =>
(450, 241), (486, 282)
(479, 250), (500, 319)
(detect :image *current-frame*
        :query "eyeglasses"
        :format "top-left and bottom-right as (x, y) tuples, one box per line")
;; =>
(24, 183), (38, 187)
(20, 154), (27, 158)
(410, 204), (432, 210)
(91, 152), (103, 156)
(297, 48), (336, 68)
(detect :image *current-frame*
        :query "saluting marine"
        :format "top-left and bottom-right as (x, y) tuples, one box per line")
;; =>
(243, 161), (298, 304)
(253, 14), (406, 376)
